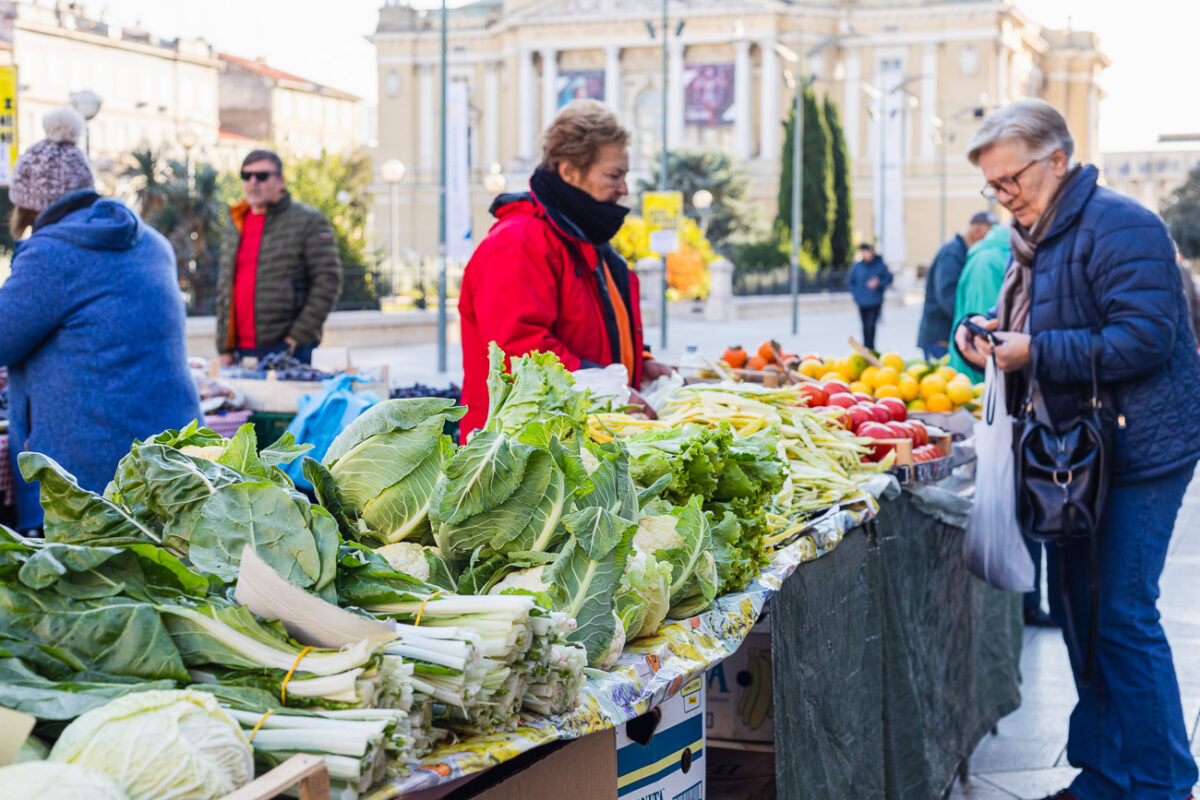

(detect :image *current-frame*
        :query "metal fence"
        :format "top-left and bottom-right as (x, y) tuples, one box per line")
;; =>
(732, 266), (850, 296)
(181, 259), (467, 316)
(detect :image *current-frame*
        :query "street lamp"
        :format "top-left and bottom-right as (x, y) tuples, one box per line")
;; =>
(691, 189), (713, 236)
(178, 124), (198, 191)
(69, 90), (101, 157)
(381, 158), (412, 307)
(484, 162), (506, 195)
(931, 104), (986, 245)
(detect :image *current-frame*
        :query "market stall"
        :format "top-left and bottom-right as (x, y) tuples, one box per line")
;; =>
(0, 345), (1021, 800)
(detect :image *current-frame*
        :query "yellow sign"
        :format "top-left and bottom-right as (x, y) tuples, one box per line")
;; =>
(642, 190), (683, 254)
(0, 66), (15, 186)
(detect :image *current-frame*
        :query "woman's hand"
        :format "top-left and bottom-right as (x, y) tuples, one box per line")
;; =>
(987, 331), (1031, 371)
(642, 359), (673, 382)
(628, 389), (659, 419)
(953, 316), (997, 368)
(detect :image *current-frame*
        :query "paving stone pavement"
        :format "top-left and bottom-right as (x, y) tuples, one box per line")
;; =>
(950, 472), (1200, 800)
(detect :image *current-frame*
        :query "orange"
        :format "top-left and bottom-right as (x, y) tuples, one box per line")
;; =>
(850, 380), (872, 395)
(880, 352), (906, 371)
(935, 365), (958, 383)
(875, 384), (902, 399)
(946, 380), (974, 406)
(920, 374), (948, 400)
(897, 374), (920, 401)
(926, 393), (953, 412)
(799, 358), (824, 379)
(860, 366), (880, 389)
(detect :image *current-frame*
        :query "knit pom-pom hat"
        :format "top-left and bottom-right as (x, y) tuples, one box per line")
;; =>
(10, 107), (95, 211)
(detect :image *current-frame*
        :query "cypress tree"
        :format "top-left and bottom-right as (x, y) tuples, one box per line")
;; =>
(824, 95), (854, 269)
(776, 87), (833, 265)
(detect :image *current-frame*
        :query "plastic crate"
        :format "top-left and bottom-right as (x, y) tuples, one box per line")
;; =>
(250, 411), (296, 447)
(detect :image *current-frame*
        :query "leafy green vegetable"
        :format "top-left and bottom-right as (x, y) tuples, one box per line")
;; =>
(433, 431), (532, 526)
(615, 549), (673, 640)
(483, 343), (589, 435)
(625, 424), (731, 503)
(639, 496), (717, 619)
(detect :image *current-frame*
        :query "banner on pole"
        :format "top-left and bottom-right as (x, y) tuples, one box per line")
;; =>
(445, 80), (473, 261)
(0, 66), (17, 186)
(642, 190), (683, 255)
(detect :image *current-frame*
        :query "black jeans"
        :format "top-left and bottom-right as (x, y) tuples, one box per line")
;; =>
(858, 304), (882, 350)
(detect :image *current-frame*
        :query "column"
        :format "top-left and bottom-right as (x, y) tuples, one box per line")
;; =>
(758, 40), (780, 159)
(540, 47), (558, 130)
(667, 41), (685, 149)
(995, 46), (1008, 106)
(733, 40), (752, 160)
(604, 46), (622, 115)
(920, 44), (938, 160)
(418, 64), (435, 170)
(843, 47), (861, 160)
(484, 61), (500, 169)
(517, 48), (537, 162)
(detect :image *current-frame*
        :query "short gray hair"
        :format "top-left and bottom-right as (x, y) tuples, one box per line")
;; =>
(965, 98), (1075, 166)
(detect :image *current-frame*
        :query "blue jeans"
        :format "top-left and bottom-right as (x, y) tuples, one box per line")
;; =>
(923, 344), (949, 361)
(1048, 465), (1198, 800)
(237, 341), (314, 365)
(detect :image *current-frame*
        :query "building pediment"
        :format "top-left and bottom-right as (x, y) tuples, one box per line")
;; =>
(507, 0), (788, 25)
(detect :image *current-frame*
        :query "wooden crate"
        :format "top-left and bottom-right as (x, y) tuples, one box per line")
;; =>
(220, 374), (389, 414)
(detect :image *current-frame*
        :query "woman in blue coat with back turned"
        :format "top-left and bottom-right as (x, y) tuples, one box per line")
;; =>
(0, 109), (201, 530)
(847, 242), (892, 350)
(954, 99), (1200, 800)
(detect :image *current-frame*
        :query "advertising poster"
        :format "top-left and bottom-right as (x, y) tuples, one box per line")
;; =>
(0, 66), (15, 186)
(684, 63), (734, 127)
(557, 70), (605, 108)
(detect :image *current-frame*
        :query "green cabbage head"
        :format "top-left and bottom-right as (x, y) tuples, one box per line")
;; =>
(0, 760), (130, 800)
(49, 689), (253, 800)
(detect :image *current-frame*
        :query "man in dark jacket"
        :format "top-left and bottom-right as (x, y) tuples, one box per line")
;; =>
(847, 243), (892, 350)
(216, 150), (342, 365)
(917, 211), (994, 359)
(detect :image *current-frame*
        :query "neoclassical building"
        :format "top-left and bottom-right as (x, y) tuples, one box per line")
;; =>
(370, 0), (1107, 273)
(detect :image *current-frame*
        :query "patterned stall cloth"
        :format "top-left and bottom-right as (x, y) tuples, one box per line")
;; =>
(0, 435), (11, 506)
(203, 410), (254, 439)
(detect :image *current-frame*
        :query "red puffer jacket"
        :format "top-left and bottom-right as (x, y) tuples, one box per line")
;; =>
(458, 194), (644, 440)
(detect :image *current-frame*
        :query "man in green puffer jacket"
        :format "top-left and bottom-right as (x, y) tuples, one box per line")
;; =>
(948, 222), (1010, 382)
(216, 150), (342, 365)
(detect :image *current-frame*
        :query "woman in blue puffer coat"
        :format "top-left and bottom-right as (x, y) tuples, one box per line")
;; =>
(954, 99), (1200, 800)
(0, 109), (201, 530)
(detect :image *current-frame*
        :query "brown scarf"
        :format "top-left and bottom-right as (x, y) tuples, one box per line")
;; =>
(996, 164), (1082, 332)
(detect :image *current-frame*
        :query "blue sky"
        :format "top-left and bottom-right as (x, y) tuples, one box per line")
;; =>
(86, 0), (1198, 151)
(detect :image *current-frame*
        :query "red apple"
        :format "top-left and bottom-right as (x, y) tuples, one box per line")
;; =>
(885, 422), (909, 440)
(868, 403), (893, 424)
(877, 397), (907, 422)
(822, 379), (851, 397)
(857, 422), (897, 461)
(797, 383), (828, 408)
(827, 392), (858, 410)
(910, 421), (929, 446)
(846, 405), (873, 431)
(853, 391), (874, 403)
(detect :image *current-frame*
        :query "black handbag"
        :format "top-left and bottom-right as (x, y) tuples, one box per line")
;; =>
(1013, 345), (1110, 686)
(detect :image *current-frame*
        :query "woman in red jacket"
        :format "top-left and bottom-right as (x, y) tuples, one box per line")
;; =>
(458, 100), (670, 439)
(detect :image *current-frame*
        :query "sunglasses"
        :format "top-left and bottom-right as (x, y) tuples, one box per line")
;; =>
(241, 170), (278, 182)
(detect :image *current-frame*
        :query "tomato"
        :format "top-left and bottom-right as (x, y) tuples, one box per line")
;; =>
(796, 383), (828, 407)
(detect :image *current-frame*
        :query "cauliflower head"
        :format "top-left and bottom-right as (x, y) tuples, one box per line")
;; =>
(634, 514), (683, 554)
(374, 542), (440, 581)
(179, 444), (228, 462)
(488, 565), (550, 596)
(598, 608), (627, 670)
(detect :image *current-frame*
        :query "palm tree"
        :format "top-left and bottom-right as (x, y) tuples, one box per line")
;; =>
(123, 148), (169, 219)
(150, 160), (229, 314)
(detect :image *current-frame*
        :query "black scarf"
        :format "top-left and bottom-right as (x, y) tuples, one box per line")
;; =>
(530, 167), (629, 244)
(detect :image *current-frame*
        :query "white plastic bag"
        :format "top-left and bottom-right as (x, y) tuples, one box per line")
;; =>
(572, 364), (631, 408)
(963, 356), (1034, 592)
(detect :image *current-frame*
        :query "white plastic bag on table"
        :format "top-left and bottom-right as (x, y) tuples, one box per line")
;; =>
(572, 364), (631, 409)
(963, 355), (1034, 592)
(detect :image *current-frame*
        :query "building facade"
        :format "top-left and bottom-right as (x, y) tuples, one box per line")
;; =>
(3, 1), (220, 168)
(1103, 143), (1200, 217)
(370, 0), (1107, 273)
(219, 53), (364, 158)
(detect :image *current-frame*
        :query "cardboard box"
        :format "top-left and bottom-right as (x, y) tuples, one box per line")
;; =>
(705, 628), (774, 744)
(706, 748), (775, 800)
(616, 676), (706, 800)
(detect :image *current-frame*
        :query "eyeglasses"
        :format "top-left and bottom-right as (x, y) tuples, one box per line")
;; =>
(980, 160), (1040, 201)
(241, 170), (278, 182)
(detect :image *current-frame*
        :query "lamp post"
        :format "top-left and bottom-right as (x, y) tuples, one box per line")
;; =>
(437, 0), (449, 371)
(178, 125), (198, 191)
(381, 158), (408, 307)
(484, 162), (507, 195)
(691, 189), (712, 235)
(69, 90), (101, 157)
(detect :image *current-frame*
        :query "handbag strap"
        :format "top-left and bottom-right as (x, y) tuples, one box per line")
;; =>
(1022, 336), (1103, 418)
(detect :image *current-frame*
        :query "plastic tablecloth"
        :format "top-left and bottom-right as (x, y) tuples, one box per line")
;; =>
(365, 475), (896, 798)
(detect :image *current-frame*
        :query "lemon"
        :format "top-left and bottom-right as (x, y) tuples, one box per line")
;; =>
(926, 393), (953, 412)
(920, 374), (948, 400)
(799, 358), (824, 379)
(897, 374), (920, 401)
(946, 380), (974, 406)
(973, 382), (985, 398)
(880, 352), (906, 371)
(850, 380), (871, 395)
(906, 363), (929, 377)
(875, 384), (901, 399)
(846, 354), (868, 380)
(907, 398), (928, 411)
(935, 365), (958, 383)
(873, 366), (900, 387)
(860, 366), (880, 389)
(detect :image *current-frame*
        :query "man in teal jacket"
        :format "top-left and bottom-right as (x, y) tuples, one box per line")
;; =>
(948, 223), (1010, 382)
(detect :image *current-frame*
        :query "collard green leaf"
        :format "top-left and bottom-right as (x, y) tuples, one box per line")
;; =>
(303, 457), (357, 539)
(148, 420), (224, 450)
(0, 658), (176, 720)
(546, 520), (634, 667)
(329, 415), (446, 510)
(323, 397), (464, 468)
(258, 431), (314, 468)
(112, 443), (245, 542)
(187, 481), (322, 589)
(19, 453), (164, 548)
(361, 436), (452, 544)
(335, 543), (436, 608)
(575, 441), (638, 523)
(434, 432), (531, 526)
